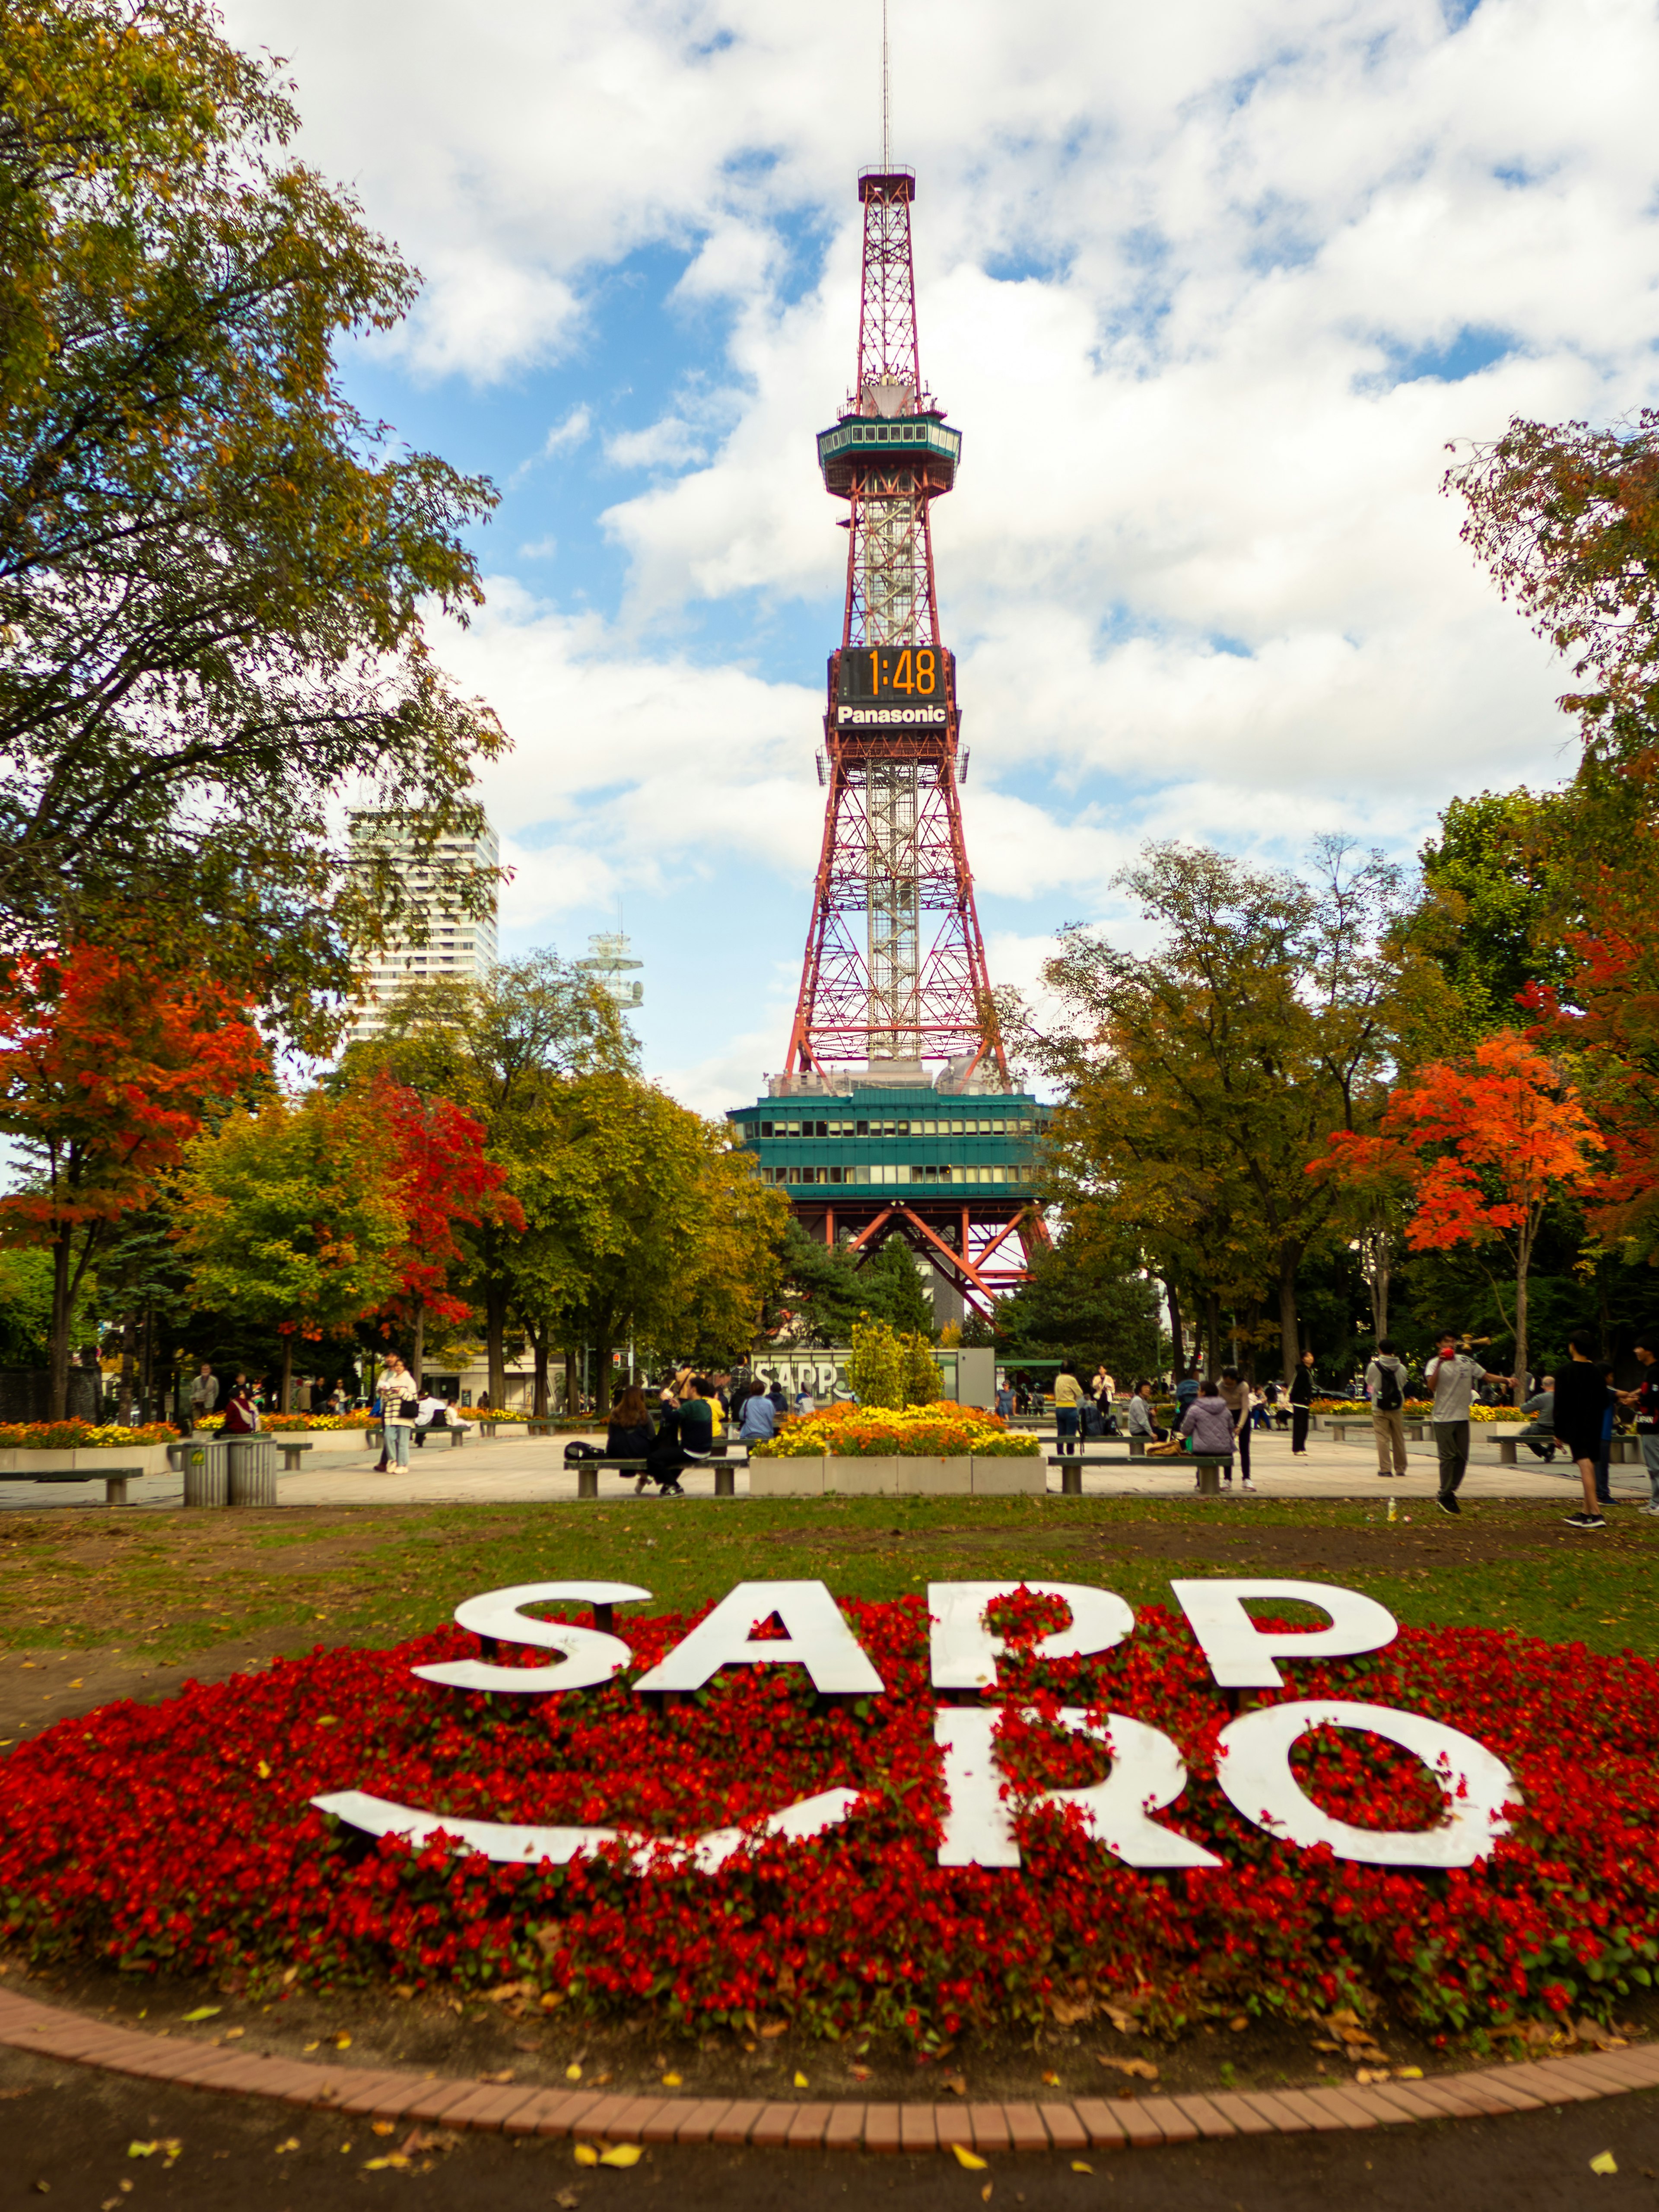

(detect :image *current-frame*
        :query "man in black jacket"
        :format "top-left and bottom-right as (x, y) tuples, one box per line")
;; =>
(1557, 1329), (1613, 1531)
(1288, 1349), (1317, 1458)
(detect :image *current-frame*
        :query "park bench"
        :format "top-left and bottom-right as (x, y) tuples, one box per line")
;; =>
(1049, 1451), (1233, 1496)
(414, 1422), (466, 1450)
(527, 1418), (558, 1438)
(14, 1464), (147, 1508)
(570, 1454), (747, 1500)
(475, 1419), (498, 1438)
(276, 1441), (313, 1472)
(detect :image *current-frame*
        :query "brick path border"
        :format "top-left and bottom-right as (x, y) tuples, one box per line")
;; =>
(2, 1986), (1655, 2154)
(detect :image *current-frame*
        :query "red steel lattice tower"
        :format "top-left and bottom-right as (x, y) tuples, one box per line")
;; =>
(785, 166), (1004, 1083)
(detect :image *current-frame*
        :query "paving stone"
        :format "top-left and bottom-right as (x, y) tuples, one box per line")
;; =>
(1201, 2092), (1278, 2136)
(525, 2089), (606, 2137)
(1071, 2098), (1129, 2149)
(1039, 2102), (1088, 2150)
(503, 2091), (581, 2137)
(1297, 2085), (1382, 2129)
(862, 2103), (903, 2154)
(671, 2099), (734, 2145)
(1267, 2086), (1359, 2131)
(333, 2072), (426, 2116)
(1127, 2097), (1198, 2144)
(711, 2098), (766, 2145)
(821, 2104), (866, 2149)
(786, 2104), (833, 2149)
(438, 2082), (542, 2131)
(899, 2104), (937, 2153)
(1232, 2090), (1313, 2133)
(591, 2095), (670, 2142)
(572, 2095), (636, 2140)
(1360, 2081), (1458, 2125)
(641, 2101), (692, 2145)
(1002, 2102), (1049, 2151)
(967, 2103), (1011, 2152)
(1167, 2093), (1240, 2137)
(749, 2103), (799, 2148)
(1106, 2098), (1166, 2147)
(933, 2103), (974, 2149)
(1495, 2057), (1630, 2102)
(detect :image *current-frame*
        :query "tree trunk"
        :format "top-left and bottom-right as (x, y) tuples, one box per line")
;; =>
(118, 1311), (137, 1426)
(410, 1299), (426, 1391)
(594, 1331), (614, 1415)
(1165, 1279), (1186, 1380)
(529, 1323), (550, 1417)
(279, 1333), (295, 1416)
(1278, 1246), (1300, 1383)
(1513, 1228), (1532, 1409)
(140, 1300), (153, 1423)
(1203, 1292), (1221, 1380)
(486, 1283), (509, 1408)
(564, 1344), (580, 1420)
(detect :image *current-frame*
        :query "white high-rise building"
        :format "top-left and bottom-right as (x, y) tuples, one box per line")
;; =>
(346, 811), (500, 1043)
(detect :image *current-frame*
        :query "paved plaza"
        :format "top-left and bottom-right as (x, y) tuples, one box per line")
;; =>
(2, 1421), (1647, 1512)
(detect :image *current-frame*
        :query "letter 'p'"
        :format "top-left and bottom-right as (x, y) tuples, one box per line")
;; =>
(1171, 1579), (1398, 1688)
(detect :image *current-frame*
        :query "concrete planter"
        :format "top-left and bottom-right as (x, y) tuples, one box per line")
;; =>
(823, 1456), (903, 1496)
(1, 1449), (78, 1473)
(970, 1455), (1046, 1495)
(750, 1456), (824, 1498)
(896, 1457), (973, 1496)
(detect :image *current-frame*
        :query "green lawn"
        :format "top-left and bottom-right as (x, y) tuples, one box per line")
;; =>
(3, 1494), (1654, 1665)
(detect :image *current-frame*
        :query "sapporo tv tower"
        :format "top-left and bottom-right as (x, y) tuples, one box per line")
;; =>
(729, 32), (1048, 1325)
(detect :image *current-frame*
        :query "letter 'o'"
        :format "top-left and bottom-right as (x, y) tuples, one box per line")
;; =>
(1215, 1699), (1517, 1867)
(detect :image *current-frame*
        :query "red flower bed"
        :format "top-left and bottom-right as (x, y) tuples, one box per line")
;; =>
(2, 1598), (1656, 2043)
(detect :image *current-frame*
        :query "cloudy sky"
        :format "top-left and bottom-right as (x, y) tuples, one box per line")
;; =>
(226, 0), (1659, 1113)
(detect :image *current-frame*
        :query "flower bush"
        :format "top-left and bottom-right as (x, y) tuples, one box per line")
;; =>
(194, 1411), (378, 1433)
(1312, 1399), (1527, 1422)
(754, 1401), (1039, 1458)
(3, 1597), (1654, 2044)
(0, 1420), (178, 1451)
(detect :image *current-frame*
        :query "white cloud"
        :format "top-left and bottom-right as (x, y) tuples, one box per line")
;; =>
(222, 0), (1659, 1108)
(540, 406), (593, 458)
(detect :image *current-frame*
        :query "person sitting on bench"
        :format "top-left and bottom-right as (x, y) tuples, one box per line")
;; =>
(1126, 1381), (1167, 1444)
(607, 1384), (658, 1494)
(1179, 1378), (1240, 1487)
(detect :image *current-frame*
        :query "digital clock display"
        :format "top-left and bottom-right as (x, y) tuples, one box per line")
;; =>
(838, 645), (952, 705)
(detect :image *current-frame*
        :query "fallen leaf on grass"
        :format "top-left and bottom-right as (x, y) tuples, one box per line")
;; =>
(1395, 2067), (1424, 2079)
(598, 2145), (642, 2168)
(758, 2021), (789, 2039)
(554, 2193), (581, 2210)
(362, 2155), (411, 2172)
(1049, 1998), (1094, 2026)
(565, 2063), (583, 2082)
(1354, 2068), (1391, 2085)
(573, 2145), (598, 2168)
(126, 2142), (182, 2167)
(1229, 2015), (1249, 2032)
(1575, 2020), (1628, 2051)
(397, 2130), (459, 2158)
(302, 2041), (320, 2053)
(273, 2139), (300, 2155)
(1042, 2071), (1061, 2087)
(179, 2007), (220, 2023)
(1590, 2152), (1618, 2176)
(850, 2065), (873, 2082)
(950, 2144), (987, 2171)
(1071, 2161), (1093, 2174)
(793, 2072), (809, 2089)
(1096, 2056), (1159, 2081)
(370, 2122), (395, 2138)
(1101, 2005), (1141, 2035)
(334, 2034), (352, 2050)
(661, 2072), (683, 2088)
(980, 2185), (992, 2204)
(478, 2069), (515, 2085)
(944, 2074), (967, 2097)
(222, 2027), (244, 2041)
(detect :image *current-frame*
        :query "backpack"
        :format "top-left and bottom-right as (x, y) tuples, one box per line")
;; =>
(564, 1440), (604, 1463)
(1376, 1364), (1402, 1413)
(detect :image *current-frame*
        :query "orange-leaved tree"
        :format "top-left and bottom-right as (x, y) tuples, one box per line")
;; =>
(0, 946), (266, 1416)
(372, 1072), (523, 1385)
(1315, 1030), (1599, 1403)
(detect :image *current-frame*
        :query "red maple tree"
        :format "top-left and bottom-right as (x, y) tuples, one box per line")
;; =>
(370, 1072), (524, 1384)
(1317, 1030), (1600, 1400)
(0, 946), (267, 1415)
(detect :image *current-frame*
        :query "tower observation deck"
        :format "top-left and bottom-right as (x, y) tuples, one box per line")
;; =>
(728, 162), (1047, 1321)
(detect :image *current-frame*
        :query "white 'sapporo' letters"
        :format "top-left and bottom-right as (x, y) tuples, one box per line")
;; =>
(411, 1581), (650, 1696)
(632, 1579), (886, 1696)
(928, 1581), (1135, 1690)
(1171, 1578), (1399, 1688)
(1214, 1700), (1517, 1867)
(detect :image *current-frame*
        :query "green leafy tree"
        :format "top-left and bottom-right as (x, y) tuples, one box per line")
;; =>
(0, 0), (502, 1042)
(1415, 789), (1575, 1038)
(175, 1084), (403, 1410)
(852, 1235), (938, 1340)
(993, 1226), (1162, 1378)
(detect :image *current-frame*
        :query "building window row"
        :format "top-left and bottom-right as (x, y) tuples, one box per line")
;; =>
(761, 1163), (1026, 1187)
(755, 1116), (1036, 1139)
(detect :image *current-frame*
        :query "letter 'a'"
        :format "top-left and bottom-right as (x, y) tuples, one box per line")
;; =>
(1172, 1579), (1398, 1688)
(633, 1580), (885, 1696)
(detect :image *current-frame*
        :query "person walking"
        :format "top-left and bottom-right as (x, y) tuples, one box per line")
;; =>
(185, 1360), (219, 1436)
(1557, 1330), (1614, 1530)
(1365, 1337), (1411, 1479)
(1179, 1379), (1237, 1484)
(1618, 1333), (1659, 1516)
(1053, 1363), (1084, 1457)
(378, 1352), (418, 1474)
(1288, 1349), (1317, 1458)
(737, 1379), (777, 1443)
(1425, 1330), (1512, 1516)
(1217, 1367), (1254, 1491)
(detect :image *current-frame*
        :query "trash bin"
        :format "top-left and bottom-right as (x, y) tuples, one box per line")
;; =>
(181, 1438), (229, 1509)
(226, 1435), (277, 1507)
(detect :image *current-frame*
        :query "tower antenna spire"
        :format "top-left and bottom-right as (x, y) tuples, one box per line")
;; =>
(881, 0), (890, 169)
